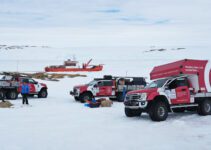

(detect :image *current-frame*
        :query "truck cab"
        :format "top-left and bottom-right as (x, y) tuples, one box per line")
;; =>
(124, 59), (211, 121)
(18, 77), (48, 98)
(71, 79), (115, 102)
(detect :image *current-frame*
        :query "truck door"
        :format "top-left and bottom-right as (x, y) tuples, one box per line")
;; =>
(169, 78), (190, 104)
(96, 81), (113, 96)
(21, 78), (35, 93)
(28, 79), (38, 93)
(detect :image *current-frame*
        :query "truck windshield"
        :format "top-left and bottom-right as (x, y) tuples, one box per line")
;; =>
(146, 78), (169, 89)
(87, 80), (97, 86)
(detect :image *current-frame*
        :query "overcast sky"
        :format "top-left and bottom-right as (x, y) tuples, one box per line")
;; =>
(0, 0), (210, 47)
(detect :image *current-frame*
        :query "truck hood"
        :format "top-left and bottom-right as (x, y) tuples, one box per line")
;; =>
(127, 88), (158, 95)
(73, 84), (89, 94)
(74, 84), (88, 89)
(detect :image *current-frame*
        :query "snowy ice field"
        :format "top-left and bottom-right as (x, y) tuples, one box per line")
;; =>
(0, 45), (211, 150)
(0, 0), (211, 149)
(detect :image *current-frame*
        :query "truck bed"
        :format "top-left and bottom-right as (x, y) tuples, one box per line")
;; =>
(0, 80), (19, 88)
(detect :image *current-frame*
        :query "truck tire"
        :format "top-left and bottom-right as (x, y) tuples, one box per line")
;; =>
(38, 89), (48, 98)
(6, 90), (18, 100)
(79, 92), (93, 103)
(172, 108), (185, 113)
(74, 97), (80, 101)
(125, 108), (142, 117)
(149, 101), (168, 121)
(198, 100), (211, 116)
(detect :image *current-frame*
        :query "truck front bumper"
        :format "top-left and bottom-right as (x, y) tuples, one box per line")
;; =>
(70, 91), (75, 96)
(124, 100), (148, 109)
(70, 89), (80, 97)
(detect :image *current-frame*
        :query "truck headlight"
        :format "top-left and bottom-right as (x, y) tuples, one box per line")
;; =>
(74, 88), (80, 94)
(76, 88), (80, 93)
(140, 93), (147, 101)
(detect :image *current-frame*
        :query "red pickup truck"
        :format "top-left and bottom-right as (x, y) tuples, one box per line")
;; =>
(124, 59), (211, 121)
(70, 75), (146, 102)
(0, 75), (48, 100)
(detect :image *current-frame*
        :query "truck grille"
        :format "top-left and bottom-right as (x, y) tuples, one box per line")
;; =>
(126, 94), (141, 101)
(73, 88), (80, 96)
(73, 88), (77, 94)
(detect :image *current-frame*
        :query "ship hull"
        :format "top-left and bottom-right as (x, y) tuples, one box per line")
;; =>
(45, 66), (103, 72)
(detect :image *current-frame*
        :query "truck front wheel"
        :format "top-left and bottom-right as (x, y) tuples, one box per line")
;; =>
(79, 93), (93, 103)
(125, 108), (142, 117)
(198, 100), (211, 116)
(149, 101), (168, 121)
(74, 97), (79, 101)
(38, 89), (48, 98)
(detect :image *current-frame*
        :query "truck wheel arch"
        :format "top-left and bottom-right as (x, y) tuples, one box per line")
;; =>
(79, 91), (94, 103)
(40, 87), (47, 91)
(148, 95), (171, 112)
(147, 92), (160, 101)
(38, 88), (48, 98)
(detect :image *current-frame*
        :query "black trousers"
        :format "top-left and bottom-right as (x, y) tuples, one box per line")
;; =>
(0, 91), (5, 102)
(21, 94), (29, 105)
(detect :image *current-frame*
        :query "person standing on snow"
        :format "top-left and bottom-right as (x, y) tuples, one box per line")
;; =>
(119, 78), (127, 102)
(21, 81), (30, 105)
(0, 90), (5, 102)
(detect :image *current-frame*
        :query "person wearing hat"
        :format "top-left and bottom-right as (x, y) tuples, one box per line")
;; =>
(21, 81), (30, 105)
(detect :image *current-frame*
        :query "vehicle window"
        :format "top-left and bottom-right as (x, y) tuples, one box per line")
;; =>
(88, 80), (97, 86)
(177, 78), (189, 87)
(103, 81), (113, 86)
(98, 81), (103, 87)
(97, 81), (113, 86)
(169, 78), (189, 89)
(132, 78), (146, 85)
(21, 78), (29, 83)
(28, 79), (35, 84)
(146, 78), (169, 89)
(169, 80), (177, 89)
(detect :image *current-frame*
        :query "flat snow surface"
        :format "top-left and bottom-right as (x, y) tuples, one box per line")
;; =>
(0, 46), (211, 150)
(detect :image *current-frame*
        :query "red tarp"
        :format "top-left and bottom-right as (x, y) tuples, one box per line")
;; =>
(150, 59), (208, 80)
